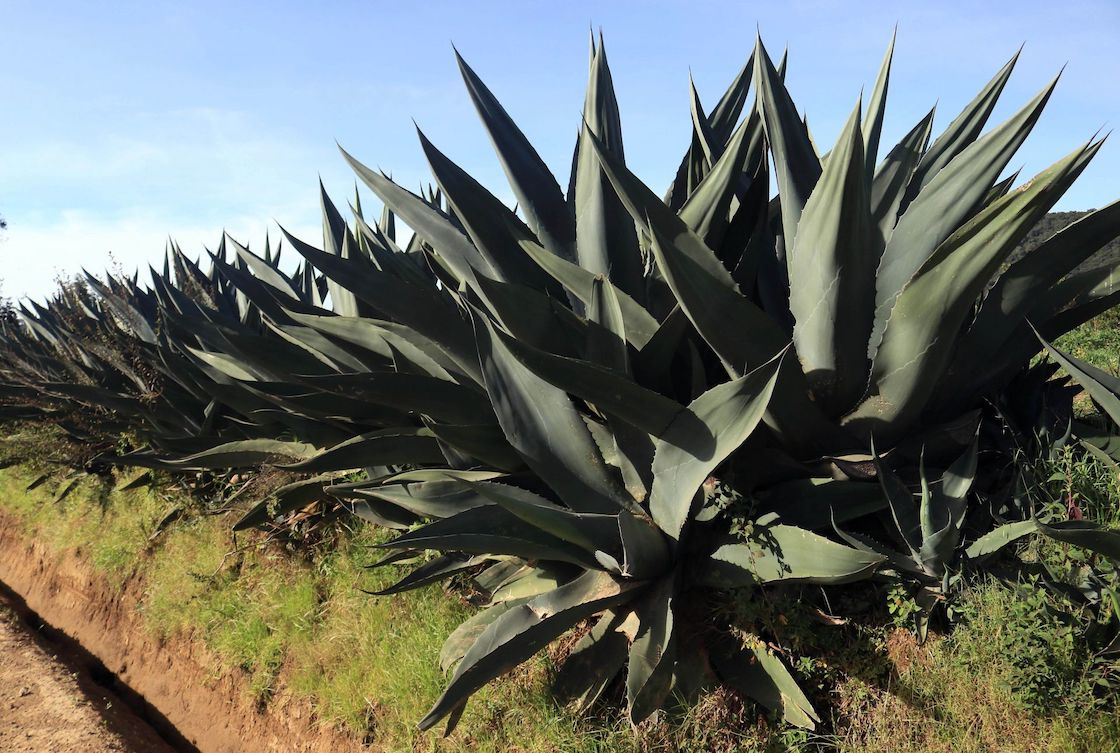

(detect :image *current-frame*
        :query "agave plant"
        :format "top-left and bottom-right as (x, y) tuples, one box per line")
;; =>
(274, 33), (1120, 730)
(5, 28), (1120, 736)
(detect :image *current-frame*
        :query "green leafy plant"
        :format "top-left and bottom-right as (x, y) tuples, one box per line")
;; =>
(3, 29), (1120, 736)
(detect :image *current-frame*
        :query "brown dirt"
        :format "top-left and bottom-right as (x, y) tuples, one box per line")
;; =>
(0, 510), (368, 753)
(0, 598), (176, 753)
(884, 627), (931, 674)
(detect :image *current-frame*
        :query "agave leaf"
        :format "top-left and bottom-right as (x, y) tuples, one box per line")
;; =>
(292, 371), (491, 425)
(420, 419), (522, 472)
(707, 50), (756, 139)
(455, 49), (575, 262)
(964, 519), (1039, 559)
(586, 125), (844, 452)
(952, 261), (1120, 399)
(1039, 335), (1120, 426)
(917, 437), (977, 572)
(418, 570), (643, 732)
(753, 35), (821, 248)
(687, 76), (719, 166)
(227, 236), (301, 300)
(862, 28), (895, 179)
(234, 474), (338, 531)
(462, 479), (623, 555)
(439, 597), (534, 673)
(285, 311), (460, 383)
(754, 478), (888, 529)
(418, 131), (560, 295)
(871, 107), (935, 246)
(665, 49), (754, 209)
(869, 73), (1059, 363)
(350, 479), (493, 519)
(267, 323), (370, 374)
(707, 524), (884, 586)
(1081, 436), (1120, 476)
(583, 278), (661, 500)
(340, 146), (494, 286)
(788, 99), (878, 415)
(711, 638), (819, 729)
(962, 199), (1120, 362)
(1043, 266), (1120, 336)
(963, 517), (1120, 565)
(903, 48), (1020, 205)
(473, 559), (527, 593)
(379, 504), (602, 569)
(586, 276), (629, 371)
(489, 564), (571, 603)
(319, 184), (361, 317)
(162, 438), (318, 469)
(851, 138), (1099, 438)
(183, 346), (269, 382)
(82, 273), (158, 344)
(475, 312), (630, 514)
(978, 169), (1023, 213)
(626, 576), (677, 724)
(617, 510), (671, 580)
(518, 239), (658, 349)
(872, 445), (922, 558)
(721, 154), (770, 278)
(678, 112), (763, 251)
(649, 353), (780, 540)
(280, 428), (445, 472)
(472, 274), (585, 357)
(553, 610), (630, 709)
(572, 37), (644, 302)
(632, 205), (791, 380)
(748, 640), (819, 730)
(671, 84), (716, 208)
(493, 327), (683, 437)
(584, 126), (787, 374)
(281, 229), (482, 383)
(371, 553), (482, 596)
(378, 469), (506, 484)
(1036, 520), (1120, 560)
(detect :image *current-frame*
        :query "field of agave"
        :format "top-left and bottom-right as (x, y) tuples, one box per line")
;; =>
(4, 32), (1120, 734)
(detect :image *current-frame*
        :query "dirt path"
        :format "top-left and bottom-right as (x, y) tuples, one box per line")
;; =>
(0, 598), (177, 753)
(0, 510), (366, 753)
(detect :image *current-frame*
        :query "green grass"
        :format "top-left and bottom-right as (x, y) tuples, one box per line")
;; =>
(0, 460), (168, 586)
(6, 319), (1120, 753)
(1056, 307), (1120, 377)
(835, 579), (1120, 753)
(0, 463), (647, 751)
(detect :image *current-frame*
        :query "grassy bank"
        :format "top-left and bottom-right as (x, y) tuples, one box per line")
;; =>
(3, 456), (1120, 752)
(0, 464), (635, 752)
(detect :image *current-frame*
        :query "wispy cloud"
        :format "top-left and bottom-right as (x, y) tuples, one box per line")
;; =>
(0, 107), (348, 299)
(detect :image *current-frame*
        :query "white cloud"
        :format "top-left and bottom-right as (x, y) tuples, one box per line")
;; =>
(0, 106), (358, 300)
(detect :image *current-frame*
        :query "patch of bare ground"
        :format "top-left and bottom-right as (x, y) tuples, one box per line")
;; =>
(0, 509), (368, 753)
(0, 597), (176, 753)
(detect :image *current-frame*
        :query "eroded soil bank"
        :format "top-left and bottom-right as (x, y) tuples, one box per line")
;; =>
(0, 511), (367, 753)
(0, 587), (179, 753)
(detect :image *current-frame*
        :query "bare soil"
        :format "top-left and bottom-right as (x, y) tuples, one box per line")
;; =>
(0, 597), (176, 753)
(0, 510), (368, 753)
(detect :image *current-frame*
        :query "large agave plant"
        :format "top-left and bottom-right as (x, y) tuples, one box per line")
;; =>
(299, 34), (1120, 731)
(4, 30), (1120, 735)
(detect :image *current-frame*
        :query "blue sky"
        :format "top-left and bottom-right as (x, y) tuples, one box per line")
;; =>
(2, 0), (1118, 299)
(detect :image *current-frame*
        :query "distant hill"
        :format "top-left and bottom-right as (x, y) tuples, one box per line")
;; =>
(1010, 210), (1120, 269)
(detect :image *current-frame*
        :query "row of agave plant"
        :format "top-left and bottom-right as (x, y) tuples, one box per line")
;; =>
(5, 32), (1120, 733)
